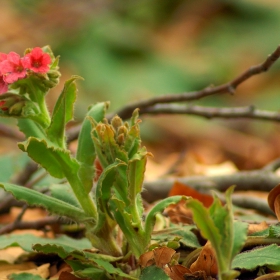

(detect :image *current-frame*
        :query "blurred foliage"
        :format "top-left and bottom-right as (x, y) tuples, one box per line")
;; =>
(3, 0), (280, 114)
(1, 0), (280, 169)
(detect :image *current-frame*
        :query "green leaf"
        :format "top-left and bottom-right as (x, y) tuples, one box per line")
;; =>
(49, 183), (81, 208)
(186, 198), (223, 255)
(145, 196), (189, 241)
(18, 119), (47, 139)
(76, 102), (108, 193)
(91, 258), (137, 279)
(0, 183), (87, 221)
(232, 221), (248, 260)
(94, 160), (126, 232)
(232, 244), (280, 271)
(46, 76), (78, 147)
(140, 266), (170, 280)
(18, 137), (79, 179)
(74, 267), (108, 280)
(0, 234), (91, 253)
(8, 273), (46, 280)
(152, 225), (201, 249)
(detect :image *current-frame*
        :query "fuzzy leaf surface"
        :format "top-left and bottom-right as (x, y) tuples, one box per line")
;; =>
(232, 244), (280, 271)
(18, 137), (79, 179)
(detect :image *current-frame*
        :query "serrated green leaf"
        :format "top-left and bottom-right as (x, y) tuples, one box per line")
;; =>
(18, 137), (79, 179)
(0, 183), (87, 221)
(140, 266), (170, 280)
(46, 76), (78, 147)
(76, 102), (108, 193)
(0, 234), (91, 254)
(232, 244), (280, 271)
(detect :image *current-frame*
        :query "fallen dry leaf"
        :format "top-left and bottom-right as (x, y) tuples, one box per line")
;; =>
(168, 181), (214, 207)
(164, 199), (193, 224)
(165, 264), (192, 280)
(190, 241), (218, 277)
(0, 263), (50, 279)
(268, 183), (280, 220)
(248, 221), (269, 235)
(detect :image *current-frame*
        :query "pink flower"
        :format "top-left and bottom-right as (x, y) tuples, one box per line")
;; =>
(0, 75), (8, 94)
(0, 52), (27, 83)
(22, 47), (51, 73)
(0, 53), (7, 64)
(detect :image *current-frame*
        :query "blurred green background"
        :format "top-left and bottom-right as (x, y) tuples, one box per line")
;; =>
(1, 0), (280, 171)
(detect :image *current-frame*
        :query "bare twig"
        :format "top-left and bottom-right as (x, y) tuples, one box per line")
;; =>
(110, 45), (280, 120)
(140, 104), (280, 122)
(142, 168), (280, 203)
(0, 216), (60, 235)
(66, 45), (280, 142)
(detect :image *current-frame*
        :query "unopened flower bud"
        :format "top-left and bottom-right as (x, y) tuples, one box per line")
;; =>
(111, 115), (122, 132)
(118, 126), (128, 137)
(9, 100), (26, 115)
(117, 133), (125, 145)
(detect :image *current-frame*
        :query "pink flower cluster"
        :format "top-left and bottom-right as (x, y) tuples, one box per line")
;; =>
(0, 47), (51, 94)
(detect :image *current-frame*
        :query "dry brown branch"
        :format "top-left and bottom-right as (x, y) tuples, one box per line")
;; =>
(0, 216), (59, 235)
(110, 45), (280, 120)
(142, 159), (280, 216)
(66, 45), (280, 142)
(140, 104), (280, 122)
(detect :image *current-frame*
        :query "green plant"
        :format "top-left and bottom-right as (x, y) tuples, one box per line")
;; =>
(186, 186), (248, 280)
(0, 46), (186, 278)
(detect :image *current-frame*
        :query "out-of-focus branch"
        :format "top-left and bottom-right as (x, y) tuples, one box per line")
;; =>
(140, 104), (280, 122)
(0, 216), (59, 235)
(110, 45), (280, 120)
(66, 45), (280, 142)
(142, 165), (280, 203)
(0, 123), (24, 141)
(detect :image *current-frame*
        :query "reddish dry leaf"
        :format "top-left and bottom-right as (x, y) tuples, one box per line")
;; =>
(168, 181), (214, 207)
(153, 247), (176, 268)
(248, 221), (269, 235)
(165, 264), (192, 280)
(164, 199), (193, 224)
(268, 184), (280, 220)
(59, 271), (90, 280)
(190, 242), (218, 277)
(139, 250), (155, 268)
(139, 247), (176, 268)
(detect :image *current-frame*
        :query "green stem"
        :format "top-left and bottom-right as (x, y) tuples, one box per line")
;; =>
(64, 170), (98, 220)
(86, 223), (122, 257)
(27, 80), (51, 128)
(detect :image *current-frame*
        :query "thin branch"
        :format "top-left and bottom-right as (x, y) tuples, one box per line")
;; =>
(142, 154), (280, 215)
(140, 104), (280, 122)
(110, 45), (280, 120)
(66, 45), (280, 142)
(142, 169), (280, 203)
(0, 216), (60, 235)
